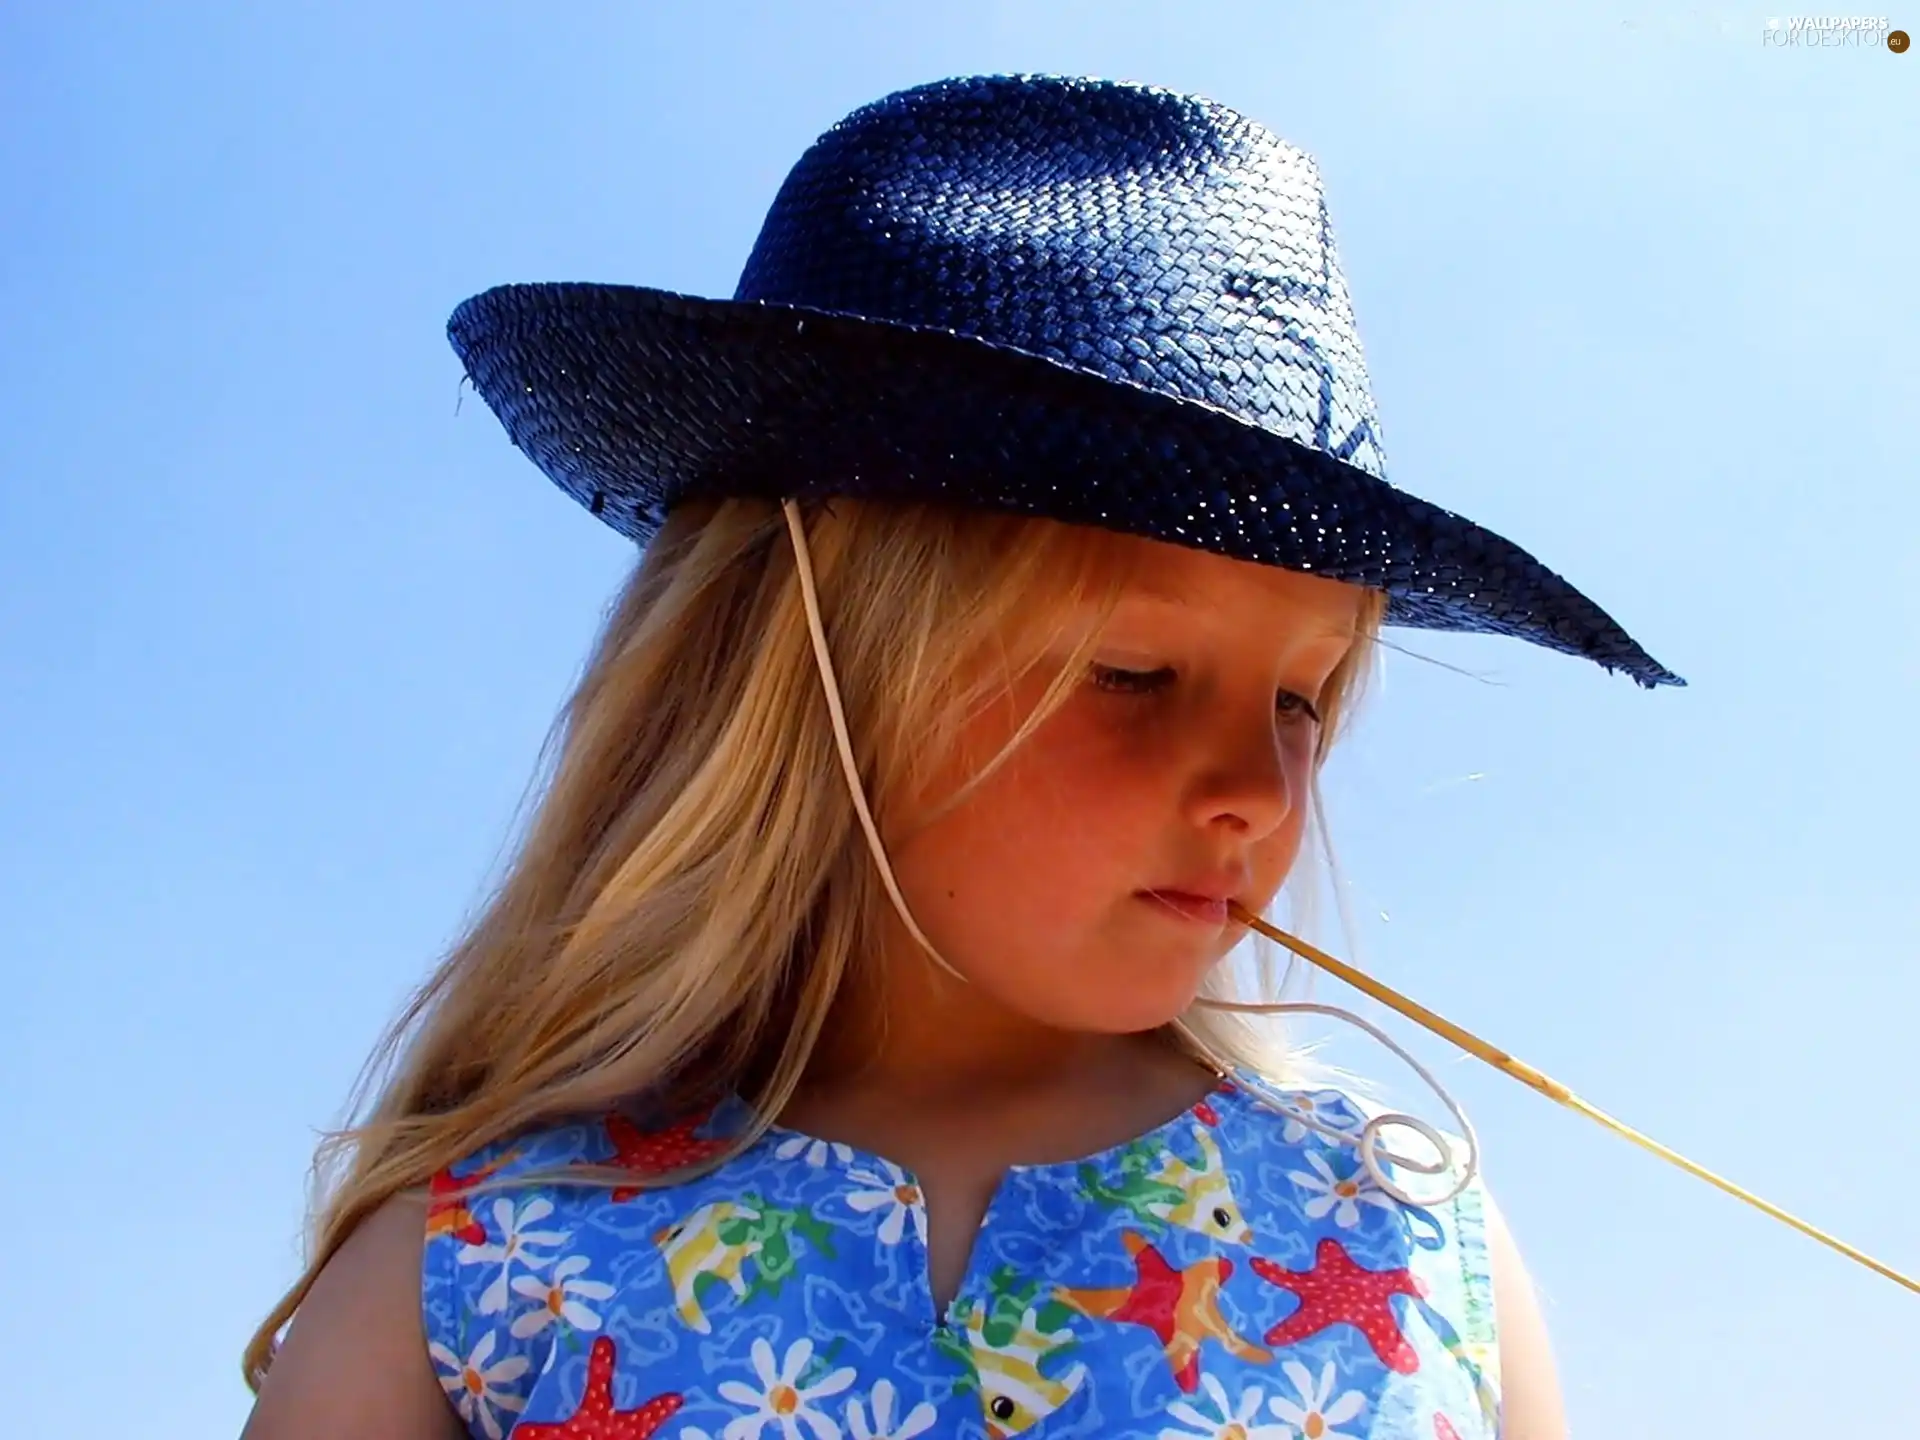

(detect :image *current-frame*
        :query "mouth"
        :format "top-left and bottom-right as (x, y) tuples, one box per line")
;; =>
(1137, 889), (1234, 926)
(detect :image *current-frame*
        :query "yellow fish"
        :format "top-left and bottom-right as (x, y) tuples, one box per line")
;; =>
(652, 1200), (761, 1334)
(962, 1304), (1087, 1439)
(1148, 1124), (1255, 1245)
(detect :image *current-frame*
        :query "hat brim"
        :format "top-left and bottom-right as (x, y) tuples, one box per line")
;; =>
(449, 282), (1680, 688)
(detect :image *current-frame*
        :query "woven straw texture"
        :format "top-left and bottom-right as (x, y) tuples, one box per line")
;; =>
(450, 74), (1678, 687)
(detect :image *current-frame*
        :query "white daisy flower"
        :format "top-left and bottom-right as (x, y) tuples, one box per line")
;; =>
(1274, 1090), (1361, 1144)
(774, 1132), (856, 1167)
(508, 1252), (616, 1338)
(846, 1378), (937, 1440)
(1286, 1150), (1396, 1229)
(844, 1161), (928, 1247)
(1268, 1360), (1366, 1440)
(717, 1337), (858, 1440)
(427, 1330), (529, 1440)
(457, 1195), (570, 1314)
(1159, 1372), (1291, 1440)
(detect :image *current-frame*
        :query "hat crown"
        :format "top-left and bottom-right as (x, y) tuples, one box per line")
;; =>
(734, 75), (1387, 479)
(445, 73), (1680, 687)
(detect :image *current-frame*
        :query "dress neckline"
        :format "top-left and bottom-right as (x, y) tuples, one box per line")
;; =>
(749, 1065), (1254, 1182)
(743, 1068), (1255, 1327)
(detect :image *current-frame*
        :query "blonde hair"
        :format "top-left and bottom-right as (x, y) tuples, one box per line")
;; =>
(242, 495), (1386, 1388)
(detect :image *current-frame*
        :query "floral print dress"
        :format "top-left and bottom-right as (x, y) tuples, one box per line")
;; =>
(421, 1071), (1501, 1440)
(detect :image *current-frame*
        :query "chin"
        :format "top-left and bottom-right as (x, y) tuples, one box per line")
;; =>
(968, 928), (1225, 1035)
(1057, 975), (1210, 1036)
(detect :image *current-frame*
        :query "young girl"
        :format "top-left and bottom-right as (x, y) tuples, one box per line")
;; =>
(241, 74), (1676, 1440)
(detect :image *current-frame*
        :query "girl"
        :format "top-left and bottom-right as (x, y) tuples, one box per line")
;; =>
(241, 75), (1676, 1440)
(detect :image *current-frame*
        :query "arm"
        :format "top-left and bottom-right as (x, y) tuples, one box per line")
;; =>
(1487, 1195), (1569, 1440)
(239, 1191), (467, 1440)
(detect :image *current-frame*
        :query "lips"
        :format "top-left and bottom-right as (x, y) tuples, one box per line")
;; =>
(1139, 889), (1234, 925)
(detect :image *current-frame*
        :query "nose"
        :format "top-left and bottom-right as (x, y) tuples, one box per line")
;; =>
(1180, 701), (1300, 840)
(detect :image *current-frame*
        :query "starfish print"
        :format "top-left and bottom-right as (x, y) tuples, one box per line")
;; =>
(1055, 1230), (1269, 1392)
(513, 1336), (682, 1439)
(1434, 1415), (1462, 1440)
(426, 1154), (514, 1244)
(599, 1111), (731, 1202)
(1193, 1078), (1238, 1128)
(1250, 1237), (1425, 1373)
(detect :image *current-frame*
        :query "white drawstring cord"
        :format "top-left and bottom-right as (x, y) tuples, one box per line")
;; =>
(780, 498), (1477, 1205)
(782, 501), (969, 985)
(1188, 999), (1479, 1205)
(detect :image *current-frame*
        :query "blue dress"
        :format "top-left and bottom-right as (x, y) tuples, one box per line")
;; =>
(420, 1070), (1502, 1440)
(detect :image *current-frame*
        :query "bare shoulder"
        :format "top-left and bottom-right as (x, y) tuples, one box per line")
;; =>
(1485, 1191), (1570, 1440)
(240, 1190), (465, 1440)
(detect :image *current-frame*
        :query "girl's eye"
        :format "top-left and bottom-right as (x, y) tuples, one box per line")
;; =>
(1091, 664), (1323, 725)
(1277, 689), (1324, 726)
(1090, 663), (1175, 694)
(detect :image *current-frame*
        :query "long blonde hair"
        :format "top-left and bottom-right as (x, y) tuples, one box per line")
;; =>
(242, 495), (1386, 1388)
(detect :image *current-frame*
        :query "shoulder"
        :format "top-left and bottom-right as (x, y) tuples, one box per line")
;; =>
(1217, 1068), (1374, 1141)
(1220, 1069), (1507, 1394)
(1222, 1066), (1478, 1203)
(425, 1097), (749, 1216)
(416, 1100), (758, 1435)
(421, 1098), (752, 1279)
(1225, 1065), (1499, 1268)
(1483, 1191), (1570, 1440)
(243, 1193), (465, 1439)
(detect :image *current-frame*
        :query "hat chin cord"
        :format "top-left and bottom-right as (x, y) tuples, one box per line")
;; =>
(780, 500), (1478, 1207)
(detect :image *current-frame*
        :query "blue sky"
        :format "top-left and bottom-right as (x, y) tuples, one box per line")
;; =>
(2, 3), (1914, 1436)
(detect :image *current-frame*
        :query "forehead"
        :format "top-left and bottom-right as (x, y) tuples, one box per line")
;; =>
(1097, 533), (1365, 640)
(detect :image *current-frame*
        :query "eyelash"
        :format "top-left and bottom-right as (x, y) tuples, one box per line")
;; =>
(1089, 664), (1322, 724)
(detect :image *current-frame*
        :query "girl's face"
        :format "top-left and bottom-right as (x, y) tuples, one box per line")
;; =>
(886, 536), (1366, 1038)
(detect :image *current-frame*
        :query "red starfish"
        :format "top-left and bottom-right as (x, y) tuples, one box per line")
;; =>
(1193, 1077), (1238, 1127)
(1434, 1415), (1462, 1440)
(599, 1111), (731, 1202)
(514, 1336), (682, 1439)
(1057, 1231), (1269, 1392)
(425, 1154), (514, 1244)
(1251, 1237), (1425, 1373)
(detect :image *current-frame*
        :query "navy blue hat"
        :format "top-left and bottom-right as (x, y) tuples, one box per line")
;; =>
(449, 74), (1680, 687)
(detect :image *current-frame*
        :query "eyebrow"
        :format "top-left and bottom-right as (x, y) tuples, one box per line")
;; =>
(1117, 588), (1195, 610)
(1114, 588), (1359, 645)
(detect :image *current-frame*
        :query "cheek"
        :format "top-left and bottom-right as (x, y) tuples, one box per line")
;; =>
(1254, 744), (1318, 890)
(1247, 808), (1310, 911)
(885, 709), (1241, 1030)
(883, 673), (1328, 1030)
(899, 718), (1153, 925)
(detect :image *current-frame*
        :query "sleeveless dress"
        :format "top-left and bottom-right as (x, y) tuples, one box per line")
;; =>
(420, 1070), (1502, 1440)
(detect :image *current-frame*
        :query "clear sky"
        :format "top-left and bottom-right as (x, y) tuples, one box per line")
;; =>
(3, 3), (1915, 1436)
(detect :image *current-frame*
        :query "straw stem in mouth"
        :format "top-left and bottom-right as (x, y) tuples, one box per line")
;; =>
(1222, 901), (1920, 1296)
